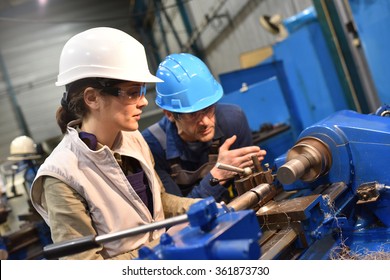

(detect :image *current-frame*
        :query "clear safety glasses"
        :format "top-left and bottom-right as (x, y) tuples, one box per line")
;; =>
(102, 83), (146, 104)
(175, 104), (216, 122)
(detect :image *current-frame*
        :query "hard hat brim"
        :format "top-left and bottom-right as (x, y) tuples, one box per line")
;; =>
(155, 82), (223, 113)
(56, 69), (163, 86)
(7, 154), (42, 161)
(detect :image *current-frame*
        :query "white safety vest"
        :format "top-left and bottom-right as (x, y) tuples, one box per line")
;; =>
(31, 123), (165, 257)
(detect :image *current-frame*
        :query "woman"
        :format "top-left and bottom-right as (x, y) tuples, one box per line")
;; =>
(30, 27), (196, 260)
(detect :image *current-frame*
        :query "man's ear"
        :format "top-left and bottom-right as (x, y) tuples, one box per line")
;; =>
(83, 87), (100, 109)
(163, 110), (176, 122)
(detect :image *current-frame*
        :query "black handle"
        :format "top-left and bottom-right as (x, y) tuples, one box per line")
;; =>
(44, 235), (99, 259)
(209, 177), (221, 186)
(209, 176), (236, 186)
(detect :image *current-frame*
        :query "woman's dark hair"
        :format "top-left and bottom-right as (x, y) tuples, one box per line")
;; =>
(56, 79), (95, 133)
(56, 78), (126, 133)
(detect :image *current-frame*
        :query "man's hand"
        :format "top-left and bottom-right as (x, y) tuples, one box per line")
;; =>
(210, 135), (267, 183)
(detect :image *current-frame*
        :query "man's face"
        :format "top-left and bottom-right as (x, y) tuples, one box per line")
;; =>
(167, 105), (216, 142)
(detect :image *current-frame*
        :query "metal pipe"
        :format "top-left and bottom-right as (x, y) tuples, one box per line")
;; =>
(159, 0), (183, 50)
(0, 50), (31, 137)
(154, 0), (170, 55)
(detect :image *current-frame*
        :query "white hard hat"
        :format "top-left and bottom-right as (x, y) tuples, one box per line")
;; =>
(7, 136), (41, 161)
(259, 14), (288, 40)
(55, 27), (162, 86)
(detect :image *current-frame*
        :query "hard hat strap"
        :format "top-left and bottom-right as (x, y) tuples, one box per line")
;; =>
(61, 92), (69, 111)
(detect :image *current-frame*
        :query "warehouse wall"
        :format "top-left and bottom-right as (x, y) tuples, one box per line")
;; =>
(153, 0), (312, 76)
(0, 0), (136, 162)
(0, 0), (312, 163)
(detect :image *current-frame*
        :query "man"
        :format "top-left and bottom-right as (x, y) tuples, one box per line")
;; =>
(142, 53), (266, 202)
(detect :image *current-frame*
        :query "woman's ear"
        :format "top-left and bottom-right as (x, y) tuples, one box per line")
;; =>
(163, 110), (176, 122)
(83, 87), (100, 109)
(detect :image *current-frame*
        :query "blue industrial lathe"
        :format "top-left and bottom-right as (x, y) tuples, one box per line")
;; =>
(270, 106), (390, 259)
(42, 107), (390, 260)
(137, 107), (390, 260)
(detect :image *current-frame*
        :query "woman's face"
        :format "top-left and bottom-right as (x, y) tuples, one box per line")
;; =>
(99, 81), (149, 132)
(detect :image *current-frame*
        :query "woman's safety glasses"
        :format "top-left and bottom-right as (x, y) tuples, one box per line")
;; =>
(102, 83), (146, 104)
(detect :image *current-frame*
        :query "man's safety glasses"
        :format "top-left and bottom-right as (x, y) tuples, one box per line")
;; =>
(174, 104), (216, 122)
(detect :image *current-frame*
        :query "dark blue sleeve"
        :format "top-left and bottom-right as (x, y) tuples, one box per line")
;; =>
(186, 172), (227, 200)
(156, 164), (226, 200)
(142, 127), (227, 201)
(153, 148), (227, 200)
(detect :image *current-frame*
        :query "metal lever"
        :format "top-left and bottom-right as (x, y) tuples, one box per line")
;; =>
(44, 214), (189, 259)
(216, 162), (252, 176)
(43, 182), (277, 260)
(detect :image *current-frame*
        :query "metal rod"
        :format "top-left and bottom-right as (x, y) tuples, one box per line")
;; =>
(216, 162), (252, 175)
(95, 214), (188, 243)
(251, 155), (263, 172)
(44, 214), (189, 259)
(43, 181), (276, 259)
(216, 162), (244, 173)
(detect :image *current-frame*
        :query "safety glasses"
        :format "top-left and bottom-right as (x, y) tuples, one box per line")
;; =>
(101, 83), (146, 104)
(174, 104), (216, 122)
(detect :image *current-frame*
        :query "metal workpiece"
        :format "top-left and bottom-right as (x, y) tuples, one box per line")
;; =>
(276, 137), (332, 185)
(228, 183), (275, 211)
(276, 155), (311, 185)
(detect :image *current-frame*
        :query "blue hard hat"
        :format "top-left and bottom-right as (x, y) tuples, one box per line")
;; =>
(155, 53), (223, 113)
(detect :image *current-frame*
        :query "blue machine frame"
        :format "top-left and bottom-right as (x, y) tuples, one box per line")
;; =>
(274, 109), (390, 257)
(349, 0), (390, 105)
(218, 6), (351, 167)
(138, 197), (262, 260)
